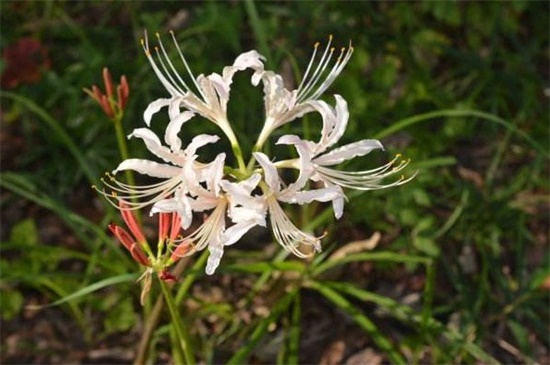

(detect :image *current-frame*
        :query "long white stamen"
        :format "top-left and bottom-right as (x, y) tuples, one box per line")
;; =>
(170, 199), (228, 255)
(314, 158), (415, 191)
(142, 33), (181, 96)
(141, 31), (206, 100)
(267, 196), (321, 257)
(296, 36), (353, 103)
(295, 41), (320, 93)
(310, 44), (353, 100)
(296, 36), (334, 102)
(169, 30), (206, 101)
(95, 173), (182, 211)
(155, 33), (189, 94)
(154, 46), (187, 95)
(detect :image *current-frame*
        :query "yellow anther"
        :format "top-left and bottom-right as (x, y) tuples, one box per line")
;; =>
(314, 42), (320, 48)
(330, 47), (335, 52)
(396, 153), (402, 159)
(329, 34), (333, 41)
(169, 29), (174, 35)
(155, 32), (161, 38)
(140, 38), (145, 46)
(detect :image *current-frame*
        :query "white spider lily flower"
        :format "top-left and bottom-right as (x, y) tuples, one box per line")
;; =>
(276, 95), (413, 219)
(254, 152), (341, 257)
(208, 174), (267, 275)
(254, 36), (353, 149)
(220, 173), (267, 236)
(170, 174), (267, 275)
(141, 31), (265, 150)
(97, 126), (221, 229)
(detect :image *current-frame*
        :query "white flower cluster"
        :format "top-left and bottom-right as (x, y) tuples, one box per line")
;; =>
(99, 32), (412, 275)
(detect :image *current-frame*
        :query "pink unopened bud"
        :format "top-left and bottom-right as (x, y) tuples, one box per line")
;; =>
(108, 224), (150, 266)
(102, 67), (114, 100)
(119, 201), (146, 244)
(84, 67), (130, 119)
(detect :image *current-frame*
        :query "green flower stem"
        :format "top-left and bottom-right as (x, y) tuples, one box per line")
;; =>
(231, 142), (247, 174)
(159, 279), (195, 365)
(112, 115), (135, 187)
(134, 255), (195, 365)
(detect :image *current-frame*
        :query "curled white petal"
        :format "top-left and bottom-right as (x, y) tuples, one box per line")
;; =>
(253, 152), (281, 192)
(206, 241), (224, 275)
(143, 98), (172, 126)
(113, 159), (180, 178)
(185, 134), (220, 158)
(129, 128), (183, 165)
(165, 111), (194, 152)
(314, 139), (384, 166)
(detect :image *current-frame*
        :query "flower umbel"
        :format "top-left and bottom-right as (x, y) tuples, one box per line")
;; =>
(109, 200), (192, 304)
(96, 32), (415, 276)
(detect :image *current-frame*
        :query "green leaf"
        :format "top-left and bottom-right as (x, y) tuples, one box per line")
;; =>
(507, 320), (531, 355)
(373, 109), (549, 158)
(413, 236), (440, 257)
(325, 281), (500, 364)
(227, 289), (298, 365)
(0, 289), (24, 320)
(9, 218), (38, 246)
(28, 273), (138, 309)
(308, 281), (406, 365)
(224, 261), (305, 274)
(104, 296), (138, 335)
(312, 251), (431, 276)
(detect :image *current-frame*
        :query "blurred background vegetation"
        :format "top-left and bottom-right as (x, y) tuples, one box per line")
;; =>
(1, 1), (548, 364)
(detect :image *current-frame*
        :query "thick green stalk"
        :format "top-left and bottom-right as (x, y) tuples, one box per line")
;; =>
(231, 142), (247, 174)
(113, 116), (136, 188)
(159, 280), (195, 365)
(134, 256), (196, 364)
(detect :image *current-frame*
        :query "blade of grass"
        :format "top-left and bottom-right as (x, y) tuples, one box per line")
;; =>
(223, 261), (306, 274)
(373, 109), (548, 158)
(227, 288), (298, 365)
(432, 189), (469, 239)
(26, 273), (137, 309)
(175, 249), (209, 305)
(216, 248), (291, 346)
(1, 91), (99, 184)
(325, 281), (500, 364)
(421, 261), (435, 333)
(0, 172), (126, 263)
(33, 277), (89, 340)
(285, 291), (301, 365)
(243, 0), (273, 66)
(307, 280), (406, 365)
(312, 251), (431, 277)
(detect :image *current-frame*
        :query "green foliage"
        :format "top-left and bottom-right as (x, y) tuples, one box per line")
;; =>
(1, 1), (547, 364)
